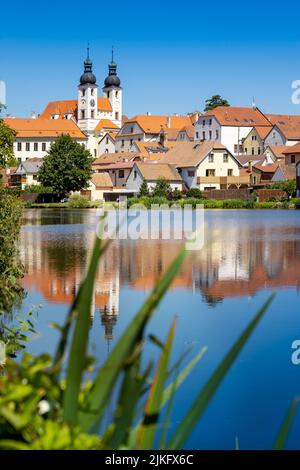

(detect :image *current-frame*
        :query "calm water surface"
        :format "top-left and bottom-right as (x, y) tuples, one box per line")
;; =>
(18, 208), (300, 449)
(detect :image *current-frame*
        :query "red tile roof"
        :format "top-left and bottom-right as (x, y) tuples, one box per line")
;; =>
(4, 118), (87, 139)
(203, 106), (271, 127)
(40, 98), (112, 119)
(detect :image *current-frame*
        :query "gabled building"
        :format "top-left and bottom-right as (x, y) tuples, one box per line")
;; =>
(4, 118), (87, 162)
(194, 106), (272, 156)
(115, 114), (195, 152)
(264, 114), (300, 147)
(263, 145), (290, 163)
(163, 141), (248, 190)
(242, 126), (273, 155)
(272, 164), (296, 182)
(13, 158), (43, 189)
(98, 131), (117, 155)
(282, 143), (300, 166)
(126, 163), (183, 193)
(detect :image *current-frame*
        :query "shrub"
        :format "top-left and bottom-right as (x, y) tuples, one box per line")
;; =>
(152, 178), (172, 197)
(168, 189), (182, 200)
(186, 188), (203, 199)
(0, 195), (24, 313)
(67, 194), (91, 208)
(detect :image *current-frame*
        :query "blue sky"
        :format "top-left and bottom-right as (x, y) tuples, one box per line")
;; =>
(1, 0), (300, 118)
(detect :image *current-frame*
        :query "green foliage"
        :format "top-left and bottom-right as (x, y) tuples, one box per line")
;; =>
(0, 217), (277, 449)
(23, 184), (53, 194)
(138, 179), (149, 197)
(0, 119), (16, 169)
(186, 188), (203, 199)
(168, 189), (182, 200)
(67, 194), (91, 208)
(0, 195), (24, 314)
(38, 135), (94, 197)
(152, 178), (172, 197)
(269, 179), (296, 197)
(204, 95), (230, 112)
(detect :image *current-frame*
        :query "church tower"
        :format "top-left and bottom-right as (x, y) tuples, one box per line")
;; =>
(77, 47), (99, 132)
(103, 49), (122, 128)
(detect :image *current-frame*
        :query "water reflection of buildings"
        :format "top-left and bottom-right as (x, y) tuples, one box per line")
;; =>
(20, 219), (300, 340)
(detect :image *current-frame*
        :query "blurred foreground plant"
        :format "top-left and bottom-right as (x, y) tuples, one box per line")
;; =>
(0, 219), (279, 450)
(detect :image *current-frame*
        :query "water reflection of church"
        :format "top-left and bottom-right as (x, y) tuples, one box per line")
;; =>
(20, 217), (300, 341)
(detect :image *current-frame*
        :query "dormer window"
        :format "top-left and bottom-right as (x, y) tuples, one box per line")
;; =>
(208, 153), (214, 162)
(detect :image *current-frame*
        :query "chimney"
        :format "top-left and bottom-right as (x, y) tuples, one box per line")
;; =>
(249, 160), (253, 172)
(159, 126), (167, 147)
(173, 112), (179, 117)
(147, 111), (151, 116)
(31, 111), (37, 119)
(167, 116), (171, 128)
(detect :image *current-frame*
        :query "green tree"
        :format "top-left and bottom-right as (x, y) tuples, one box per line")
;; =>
(152, 178), (171, 197)
(270, 179), (296, 197)
(204, 95), (230, 112)
(38, 134), (94, 198)
(138, 178), (149, 197)
(0, 119), (16, 169)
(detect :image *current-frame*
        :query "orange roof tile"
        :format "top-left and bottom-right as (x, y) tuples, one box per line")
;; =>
(203, 106), (271, 127)
(125, 115), (193, 134)
(265, 145), (290, 160)
(4, 118), (87, 139)
(254, 126), (273, 139)
(135, 163), (182, 181)
(163, 141), (228, 168)
(95, 119), (119, 132)
(40, 98), (112, 119)
(282, 143), (300, 154)
(91, 172), (113, 188)
(266, 114), (300, 140)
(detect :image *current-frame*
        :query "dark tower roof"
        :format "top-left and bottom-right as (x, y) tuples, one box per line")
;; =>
(80, 46), (97, 86)
(104, 48), (121, 88)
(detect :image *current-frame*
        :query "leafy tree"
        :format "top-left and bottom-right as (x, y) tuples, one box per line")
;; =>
(204, 95), (230, 112)
(269, 179), (296, 197)
(138, 178), (149, 197)
(152, 178), (171, 197)
(38, 135), (94, 198)
(0, 119), (16, 169)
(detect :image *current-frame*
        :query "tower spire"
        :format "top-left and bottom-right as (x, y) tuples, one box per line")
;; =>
(87, 42), (90, 61)
(111, 46), (114, 64)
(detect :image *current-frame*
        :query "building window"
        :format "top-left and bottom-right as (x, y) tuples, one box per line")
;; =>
(105, 149), (109, 153)
(202, 120), (205, 126)
(130, 139), (133, 146)
(131, 127), (134, 133)
(253, 176), (257, 184)
(251, 147), (255, 155)
(209, 119), (212, 125)
(234, 144), (243, 154)
(187, 170), (195, 177)
(107, 91), (110, 99)
(81, 110), (85, 119)
(291, 155), (296, 164)
(42, 143), (46, 151)
(223, 153), (228, 162)
(91, 88), (94, 96)
(116, 91), (119, 98)
(134, 170), (137, 180)
(209, 130), (212, 140)
(17, 142), (22, 151)
(94, 149), (97, 157)
(195, 131), (199, 139)
(106, 137), (109, 144)
(121, 140), (124, 148)
(228, 169), (233, 176)
(244, 148), (248, 154)
(273, 132), (276, 138)
(82, 89), (85, 97)
(251, 135), (257, 141)
(202, 131), (206, 140)
(26, 143), (30, 151)
(206, 169), (215, 176)
(208, 153), (214, 162)
(34, 143), (38, 151)
(91, 110), (95, 119)
(115, 112), (119, 120)
(119, 169), (125, 178)
(216, 129), (219, 139)
(258, 147), (261, 155)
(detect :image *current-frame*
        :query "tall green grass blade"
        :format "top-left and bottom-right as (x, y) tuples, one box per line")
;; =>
(63, 219), (110, 425)
(168, 294), (275, 449)
(137, 320), (176, 450)
(274, 397), (300, 450)
(107, 361), (153, 449)
(79, 247), (187, 433)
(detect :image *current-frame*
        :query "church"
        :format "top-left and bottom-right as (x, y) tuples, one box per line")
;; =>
(40, 48), (123, 156)
(5, 49), (123, 162)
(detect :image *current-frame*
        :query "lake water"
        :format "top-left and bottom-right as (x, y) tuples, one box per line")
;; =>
(18, 208), (300, 449)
